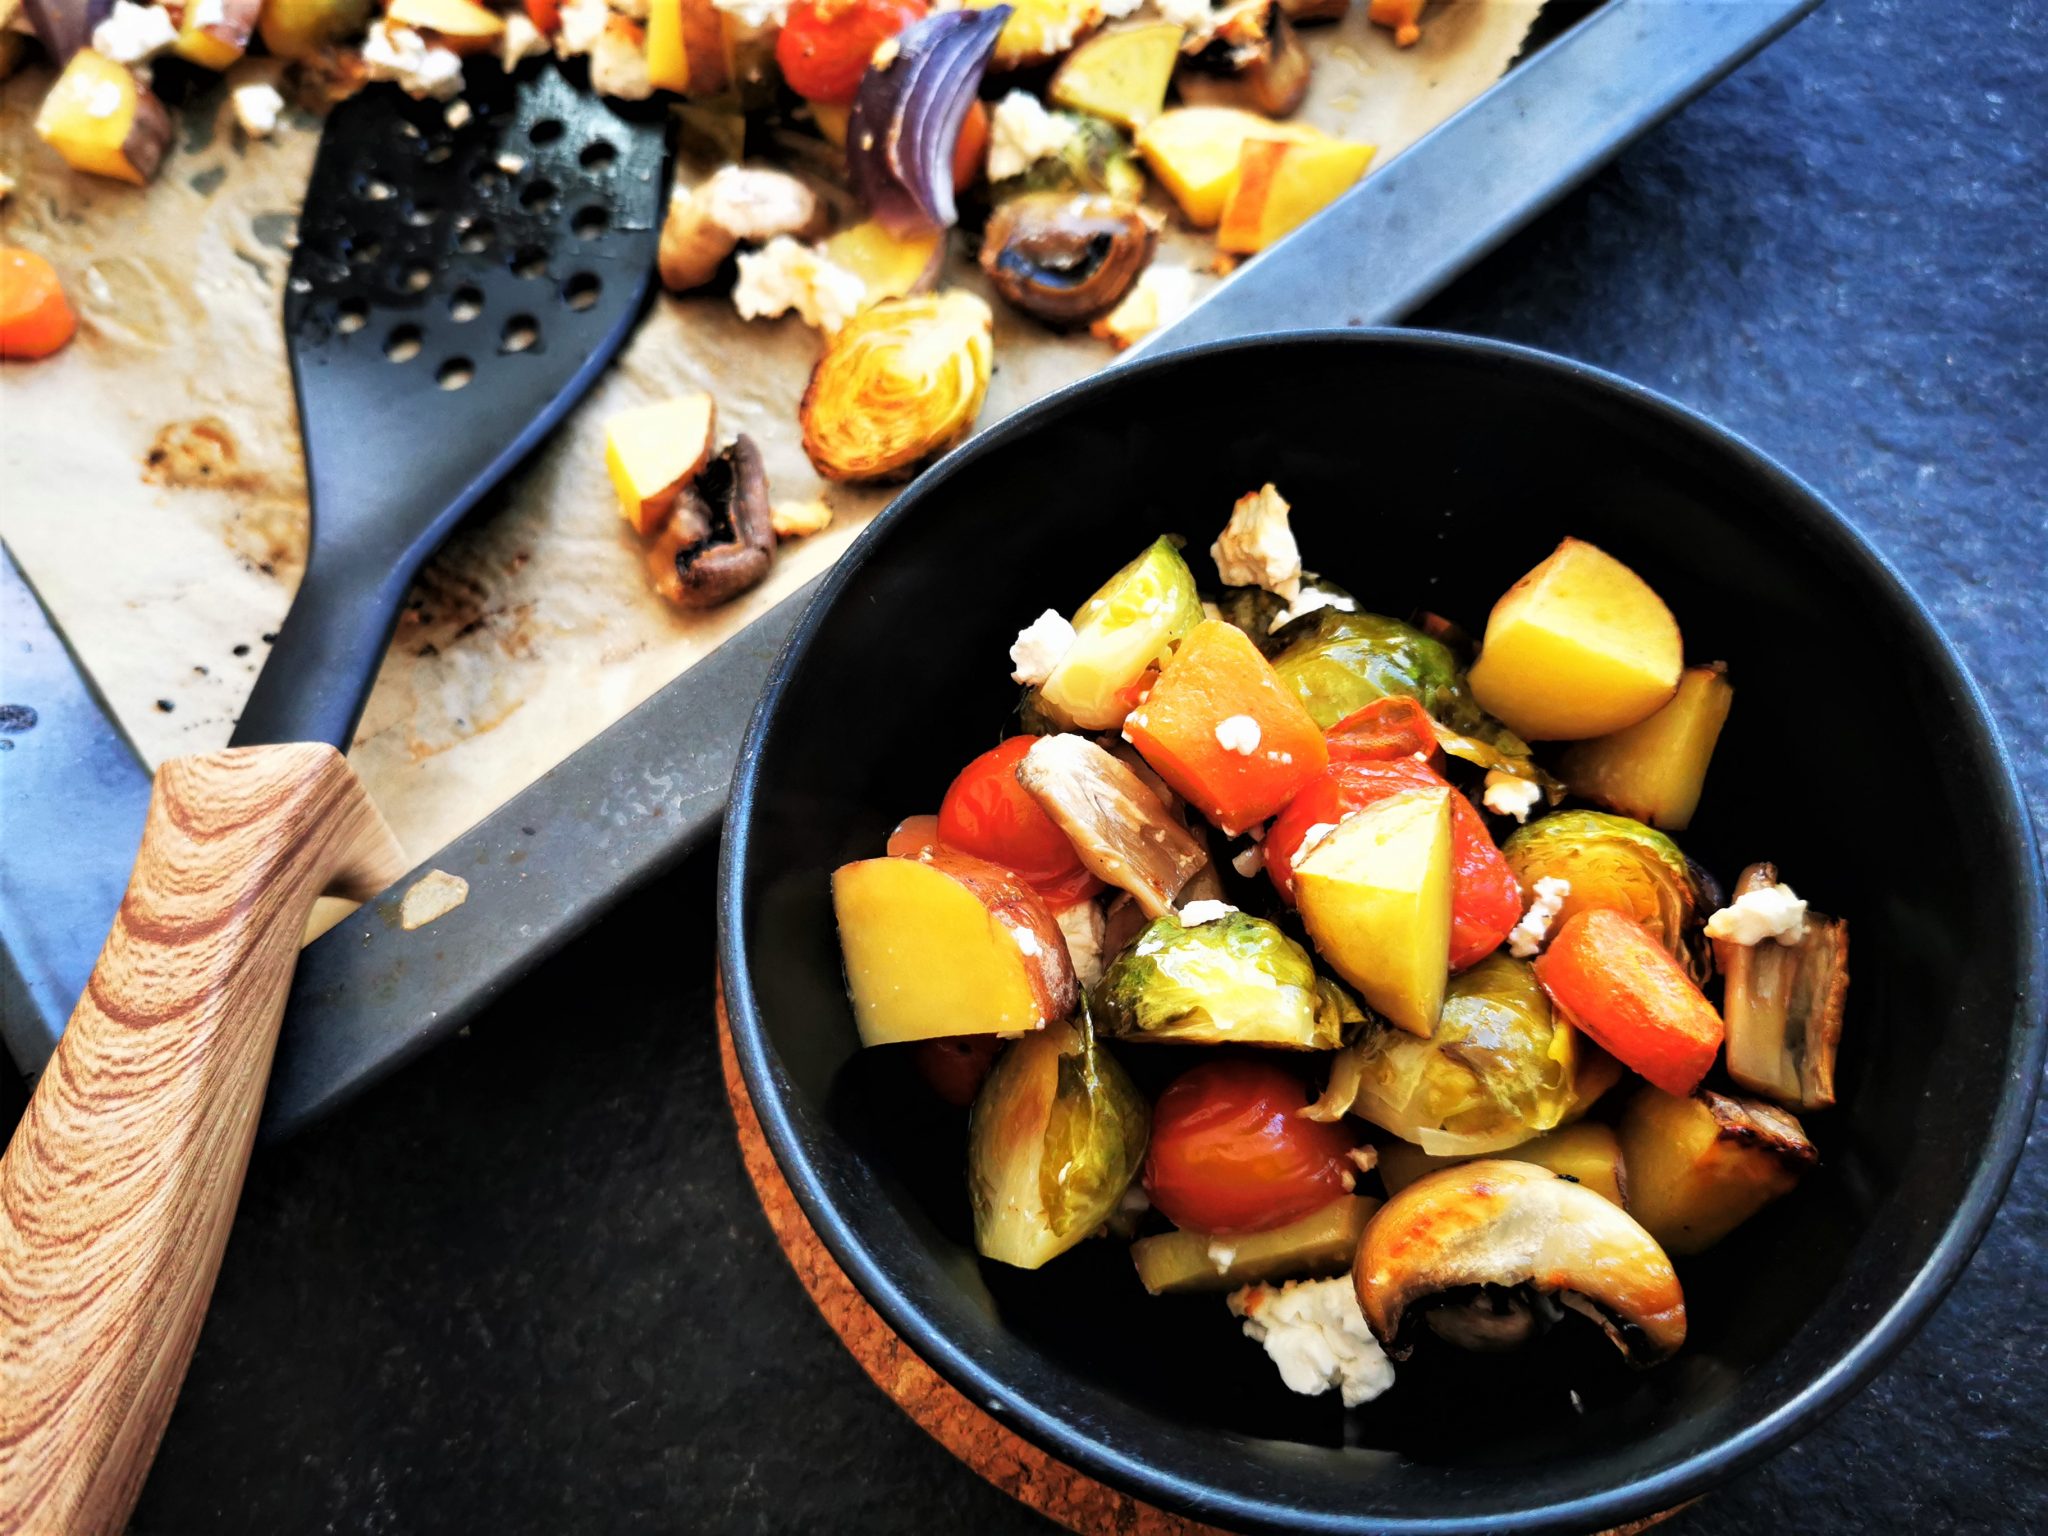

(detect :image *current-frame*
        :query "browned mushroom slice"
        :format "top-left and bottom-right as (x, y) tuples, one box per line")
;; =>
(1354, 1160), (1687, 1366)
(1176, 4), (1311, 119)
(979, 194), (1158, 327)
(1015, 734), (1209, 920)
(1717, 862), (1850, 1109)
(651, 435), (778, 609)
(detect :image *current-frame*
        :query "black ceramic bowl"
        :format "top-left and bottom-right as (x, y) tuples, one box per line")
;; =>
(719, 331), (2046, 1534)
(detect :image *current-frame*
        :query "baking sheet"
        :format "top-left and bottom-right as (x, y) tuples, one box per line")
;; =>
(0, 0), (1541, 866)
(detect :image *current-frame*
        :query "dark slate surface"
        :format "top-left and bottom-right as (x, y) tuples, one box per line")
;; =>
(13, 1), (2038, 1531)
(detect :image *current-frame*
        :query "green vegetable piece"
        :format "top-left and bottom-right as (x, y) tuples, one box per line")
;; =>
(1038, 536), (1205, 731)
(1009, 113), (1147, 203)
(1093, 911), (1360, 1049)
(968, 1016), (1149, 1269)
(1130, 1195), (1378, 1294)
(1214, 578), (1354, 659)
(1306, 953), (1589, 1155)
(1502, 809), (1704, 977)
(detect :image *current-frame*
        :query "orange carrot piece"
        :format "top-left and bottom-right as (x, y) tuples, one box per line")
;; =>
(0, 248), (78, 361)
(1535, 908), (1724, 1096)
(1124, 618), (1328, 835)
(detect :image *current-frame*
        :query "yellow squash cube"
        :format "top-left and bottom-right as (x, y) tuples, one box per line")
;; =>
(1217, 134), (1375, 254)
(1049, 21), (1184, 131)
(34, 50), (169, 185)
(1135, 106), (1325, 228)
(605, 393), (716, 535)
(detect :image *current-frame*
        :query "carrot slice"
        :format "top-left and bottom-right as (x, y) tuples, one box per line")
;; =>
(1124, 618), (1327, 835)
(1535, 907), (1724, 1096)
(525, 0), (561, 32)
(0, 248), (78, 361)
(1324, 696), (1443, 768)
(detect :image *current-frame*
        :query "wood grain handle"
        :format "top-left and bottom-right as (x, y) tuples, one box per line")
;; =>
(0, 744), (405, 1536)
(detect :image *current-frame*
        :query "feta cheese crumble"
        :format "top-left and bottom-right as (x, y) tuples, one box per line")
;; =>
(1705, 883), (1809, 946)
(1212, 484), (1302, 602)
(1295, 820), (1341, 861)
(362, 21), (466, 100)
(500, 11), (549, 68)
(1267, 582), (1355, 633)
(1508, 875), (1571, 958)
(732, 236), (868, 333)
(770, 498), (834, 539)
(1482, 769), (1543, 824)
(1091, 261), (1198, 350)
(1177, 899), (1239, 926)
(1206, 1239), (1238, 1272)
(1214, 713), (1262, 756)
(557, 0), (609, 54)
(91, 2), (177, 65)
(230, 82), (284, 139)
(712, 0), (789, 26)
(1228, 1278), (1396, 1408)
(986, 90), (1078, 182)
(1054, 900), (1107, 989)
(1009, 607), (1077, 686)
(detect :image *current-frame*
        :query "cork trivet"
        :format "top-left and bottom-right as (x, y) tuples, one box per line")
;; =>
(715, 989), (1683, 1536)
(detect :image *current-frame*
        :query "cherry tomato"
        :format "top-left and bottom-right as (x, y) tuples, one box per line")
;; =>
(1266, 760), (1522, 970)
(1143, 1060), (1358, 1236)
(776, 0), (928, 106)
(938, 737), (1101, 907)
(1323, 695), (1442, 768)
(911, 1034), (1003, 1107)
(524, 0), (561, 32)
(952, 99), (988, 194)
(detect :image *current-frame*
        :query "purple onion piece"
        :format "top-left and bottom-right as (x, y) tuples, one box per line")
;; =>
(23, 0), (113, 65)
(847, 6), (1011, 237)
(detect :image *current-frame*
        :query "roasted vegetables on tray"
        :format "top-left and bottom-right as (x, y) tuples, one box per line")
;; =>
(831, 485), (1852, 1412)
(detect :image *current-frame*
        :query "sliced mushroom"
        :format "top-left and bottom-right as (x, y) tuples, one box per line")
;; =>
(650, 435), (777, 609)
(979, 194), (1158, 328)
(659, 166), (828, 293)
(1718, 862), (1850, 1110)
(1176, 3), (1311, 119)
(1354, 1160), (1687, 1366)
(1014, 734), (1210, 919)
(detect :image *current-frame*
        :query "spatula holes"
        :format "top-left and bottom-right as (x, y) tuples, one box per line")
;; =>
(511, 245), (548, 279)
(562, 272), (601, 311)
(501, 314), (538, 353)
(529, 118), (565, 146)
(579, 139), (616, 171)
(457, 217), (495, 254)
(436, 357), (474, 390)
(571, 205), (608, 240)
(449, 286), (484, 322)
(385, 325), (423, 363)
(519, 178), (557, 213)
(400, 263), (433, 294)
(337, 298), (369, 335)
(406, 197), (442, 227)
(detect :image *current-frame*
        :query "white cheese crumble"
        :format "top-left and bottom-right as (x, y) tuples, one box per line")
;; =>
(1212, 483), (1302, 602)
(1228, 1278), (1396, 1408)
(732, 235), (868, 333)
(1009, 607), (1077, 686)
(1214, 714), (1262, 756)
(91, 1), (177, 64)
(1092, 262), (1198, 350)
(1295, 821), (1341, 861)
(1482, 769), (1543, 824)
(1177, 899), (1239, 926)
(1206, 1239), (1238, 1272)
(230, 81), (284, 138)
(1267, 582), (1355, 633)
(557, 0), (609, 54)
(986, 90), (1078, 181)
(1054, 900), (1107, 989)
(361, 21), (466, 99)
(1508, 875), (1571, 958)
(499, 11), (549, 67)
(589, 17), (654, 98)
(1098, 0), (1144, 14)
(1014, 927), (1043, 958)
(444, 99), (471, 127)
(771, 498), (834, 539)
(1152, 0), (1215, 34)
(1705, 883), (1809, 946)
(712, 0), (788, 25)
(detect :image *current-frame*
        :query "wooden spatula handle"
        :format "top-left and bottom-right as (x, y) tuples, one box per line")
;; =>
(0, 744), (404, 1536)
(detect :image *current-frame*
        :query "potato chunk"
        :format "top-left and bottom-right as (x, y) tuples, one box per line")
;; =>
(1049, 21), (1183, 131)
(1377, 1122), (1626, 1208)
(1135, 106), (1324, 227)
(1469, 537), (1682, 741)
(1617, 1087), (1815, 1255)
(1561, 663), (1733, 830)
(1216, 136), (1374, 255)
(605, 393), (716, 535)
(34, 50), (170, 185)
(1132, 1196), (1377, 1294)
(833, 852), (1078, 1046)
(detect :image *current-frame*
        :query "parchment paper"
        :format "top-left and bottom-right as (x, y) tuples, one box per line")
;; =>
(0, 1), (1541, 866)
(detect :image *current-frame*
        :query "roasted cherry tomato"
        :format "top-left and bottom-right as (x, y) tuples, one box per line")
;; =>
(1266, 759), (1522, 970)
(938, 736), (1101, 907)
(775, 0), (928, 105)
(1323, 695), (1442, 768)
(1143, 1060), (1358, 1235)
(910, 1034), (1004, 1107)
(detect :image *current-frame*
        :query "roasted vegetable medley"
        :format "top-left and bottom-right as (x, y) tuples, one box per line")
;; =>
(831, 486), (1851, 1408)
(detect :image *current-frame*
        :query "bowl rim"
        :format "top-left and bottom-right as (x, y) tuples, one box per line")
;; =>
(718, 327), (2048, 1534)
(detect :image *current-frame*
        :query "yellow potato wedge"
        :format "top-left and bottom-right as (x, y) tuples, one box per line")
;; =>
(1135, 106), (1324, 228)
(1049, 21), (1183, 131)
(1216, 134), (1374, 254)
(1618, 1087), (1815, 1255)
(1561, 662), (1733, 830)
(605, 393), (716, 535)
(34, 50), (170, 185)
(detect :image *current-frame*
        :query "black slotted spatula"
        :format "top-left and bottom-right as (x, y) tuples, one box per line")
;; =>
(0, 62), (667, 1535)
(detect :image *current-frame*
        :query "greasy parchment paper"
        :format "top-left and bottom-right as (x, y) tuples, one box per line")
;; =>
(0, 1), (1541, 867)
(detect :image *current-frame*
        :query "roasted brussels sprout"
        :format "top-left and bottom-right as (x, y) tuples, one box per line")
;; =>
(1502, 810), (1704, 978)
(1009, 113), (1148, 203)
(1034, 536), (1205, 731)
(800, 292), (993, 483)
(1217, 577), (1356, 658)
(967, 1016), (1150, 1269)
(1094, 911), (1362, 1048)
(979, 193), (1157, 326)
(1306, 954), (1594, 1155)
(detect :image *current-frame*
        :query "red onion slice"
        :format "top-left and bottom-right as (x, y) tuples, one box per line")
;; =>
(847, 6), (1011, 236)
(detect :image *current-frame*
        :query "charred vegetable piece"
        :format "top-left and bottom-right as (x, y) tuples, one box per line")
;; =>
(800, 291), (993, 482)
(662, 437), (778, 608)
(1294, 787), (1454, 1037)
(1718, 862), (1850, 1109)
(1014, 734), (1209, 919)
(1093, 910), (1360, 1049)
(1502, 810), (1703, 977)
(966, 0), (1101, 71)
(1535, 908), (1723, 1098)
(1468, 537), (1683, 741)
(979, 193), (1156, 326)
(1134, 105), (1324, 227)
(1561, 663), (1733, 831)
(1036, 536), (1205, 730)
(1132, 1195), (1377, 1294)
(1216, 134), (1373, 254)
(1377, 1121), (1626, 1208)
(833, 847), (1077, 1045)
(1308, 954), (1595, 1156)
(968, 1016), (1148, 1268)
(1048, 20), (1183, 131)
(1178, 5), (1312, 120)
(1145, 1059), (1359, 1235)
(1009, 112), (1147, 202)
(1618, 1087), (1815, 1255)
(34, 49), (171, 185)
(1123, 619), (1328, 835)
(1354, 1160), (1686, 1365)
(938, 735), (1102, 907)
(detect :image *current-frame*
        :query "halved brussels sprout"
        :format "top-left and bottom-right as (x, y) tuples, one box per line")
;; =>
(1037, 537), (1205, 731)
(968, 1016), (1150, 1269)
(1502, 810), (1704, 978)
(1306, 953), (1591, 1155)
(1009, 113), (1149, 203)
(1093, 911), (1362, 1048)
